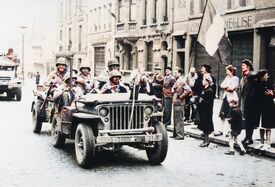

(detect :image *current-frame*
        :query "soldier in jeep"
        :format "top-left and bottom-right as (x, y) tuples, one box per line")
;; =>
(77, 64), (94, 95)
(100, 70), (128, 94)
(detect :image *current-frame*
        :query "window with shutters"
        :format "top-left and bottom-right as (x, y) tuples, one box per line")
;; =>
(118, 0), (123, 23)
(143, 0), (147, 25)
(199, 0), (205, 13)
(163, 0), (168, 22)
(226, 0), (254, 11)
(60, 3), (63, 20)
(130, 0), (136, 21)
(153, 0), (158, 23)
(227, 0), (232, 9)
(78, 25), (82, 51)
(190, 0), (194, 16)
(146, 42), (153, 71)
(94, 47), (106, 76)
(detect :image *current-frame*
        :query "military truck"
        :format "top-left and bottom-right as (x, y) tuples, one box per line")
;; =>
(0, 56), (22, 101)
(51, 93), (168, 168)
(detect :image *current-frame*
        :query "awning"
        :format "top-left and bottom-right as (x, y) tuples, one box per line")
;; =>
(254, 18), (275, 28)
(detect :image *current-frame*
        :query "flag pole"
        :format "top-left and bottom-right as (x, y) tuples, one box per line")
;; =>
(187, 0), (210, 72)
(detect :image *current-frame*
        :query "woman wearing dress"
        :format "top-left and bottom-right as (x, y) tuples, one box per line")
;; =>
(215, 65), (239, 137)
(198, 74), (215, 147)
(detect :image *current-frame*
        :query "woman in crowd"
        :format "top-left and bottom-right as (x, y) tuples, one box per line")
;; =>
(215, 65), (239, 137)
(255, 69), (275, 150)
(198, 75), (215, 147)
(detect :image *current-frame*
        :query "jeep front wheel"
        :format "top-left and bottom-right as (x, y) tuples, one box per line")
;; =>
(7, 92), (15, 100)
(75, 124), (95, 168)
(32, 108), (42, 134)
(51, 115), (66, 148)
(146, 122), (168, 165)
(16, 89), (22, 101)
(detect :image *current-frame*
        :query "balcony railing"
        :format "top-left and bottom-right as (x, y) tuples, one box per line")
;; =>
(129, 22), (137, 30)
(116, 22), (125, 31)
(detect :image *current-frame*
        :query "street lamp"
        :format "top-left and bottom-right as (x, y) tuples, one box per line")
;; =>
(20, 25), (27, 82)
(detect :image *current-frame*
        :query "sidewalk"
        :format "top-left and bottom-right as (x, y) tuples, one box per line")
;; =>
(168, 99), (275, 159)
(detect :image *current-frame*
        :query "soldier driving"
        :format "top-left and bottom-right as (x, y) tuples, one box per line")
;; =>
(100, 70), (128, 94)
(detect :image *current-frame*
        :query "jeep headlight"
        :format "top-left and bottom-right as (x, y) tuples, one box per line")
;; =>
(99, 107), (109, 117)
(144, 106), (153, 116)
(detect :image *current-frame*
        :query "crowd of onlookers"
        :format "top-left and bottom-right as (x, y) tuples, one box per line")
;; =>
(146, 59), (275, 155)
(41, 57), (275, 155)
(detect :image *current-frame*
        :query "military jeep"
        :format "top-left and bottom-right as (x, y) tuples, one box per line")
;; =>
(51, 93), (168, 168)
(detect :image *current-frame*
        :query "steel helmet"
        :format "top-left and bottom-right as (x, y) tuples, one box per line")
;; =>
(80, 64), (91, 72)
(56, 57), (67, 67)
(64, 72), (77, 83)
(109, 70), (122, 80)
(107, 58), (120, 67)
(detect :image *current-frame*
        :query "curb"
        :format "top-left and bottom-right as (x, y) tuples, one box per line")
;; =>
(167, 124), (275, 159)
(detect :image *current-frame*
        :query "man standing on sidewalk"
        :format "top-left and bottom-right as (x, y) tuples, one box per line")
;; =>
(172, 68), (192, 139)
(240, 59), (259, 145)
(163, 67), (176, 128)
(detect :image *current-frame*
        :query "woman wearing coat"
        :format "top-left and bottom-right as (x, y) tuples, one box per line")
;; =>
(255, 69), (275, 150)
(198, 74), (215, 147)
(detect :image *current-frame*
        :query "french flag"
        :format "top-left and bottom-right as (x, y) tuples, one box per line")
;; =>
(197, 0), (232, 64)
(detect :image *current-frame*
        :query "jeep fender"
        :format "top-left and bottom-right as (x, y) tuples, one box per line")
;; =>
(71, 113), (102, 138)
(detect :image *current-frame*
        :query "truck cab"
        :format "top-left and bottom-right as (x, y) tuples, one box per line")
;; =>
(0, 56), (22, 101)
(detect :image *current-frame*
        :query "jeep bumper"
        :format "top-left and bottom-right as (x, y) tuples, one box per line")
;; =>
(96, 133), (163, 144)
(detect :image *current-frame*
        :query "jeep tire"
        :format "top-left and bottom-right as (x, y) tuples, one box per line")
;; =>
(75, 124), (95, 168)
(16, 88), (22, 101)
(32, 108), (43, 134)
(146, 122), (168, 165)
(7, 92), (15, 100)
(52, 115), (66, 148)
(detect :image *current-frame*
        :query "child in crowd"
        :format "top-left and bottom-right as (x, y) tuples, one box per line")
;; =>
(224, 99), (246, 155)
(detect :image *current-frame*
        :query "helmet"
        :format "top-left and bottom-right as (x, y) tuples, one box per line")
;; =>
(97, 74), (108, 83)
(80, 65), (91, 72)
(107, 58), (120, 67)
(64, 72), (77, 83)
(56, 57), (67, 67)
(109, 70), (121, 80)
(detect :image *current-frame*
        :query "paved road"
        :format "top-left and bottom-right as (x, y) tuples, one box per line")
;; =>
(0, 80), (275, 187)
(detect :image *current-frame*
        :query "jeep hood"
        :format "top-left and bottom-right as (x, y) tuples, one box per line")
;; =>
(79, 93), (159, 104)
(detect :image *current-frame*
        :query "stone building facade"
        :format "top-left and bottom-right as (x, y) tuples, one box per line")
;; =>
(56, 0), (275, 86)
(113, 0), (172, 74)
(57, 0), (88, 70)
(87, 0), (115, 76)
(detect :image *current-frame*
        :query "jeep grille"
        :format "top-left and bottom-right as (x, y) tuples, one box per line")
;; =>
(109, 105), (144, 130)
